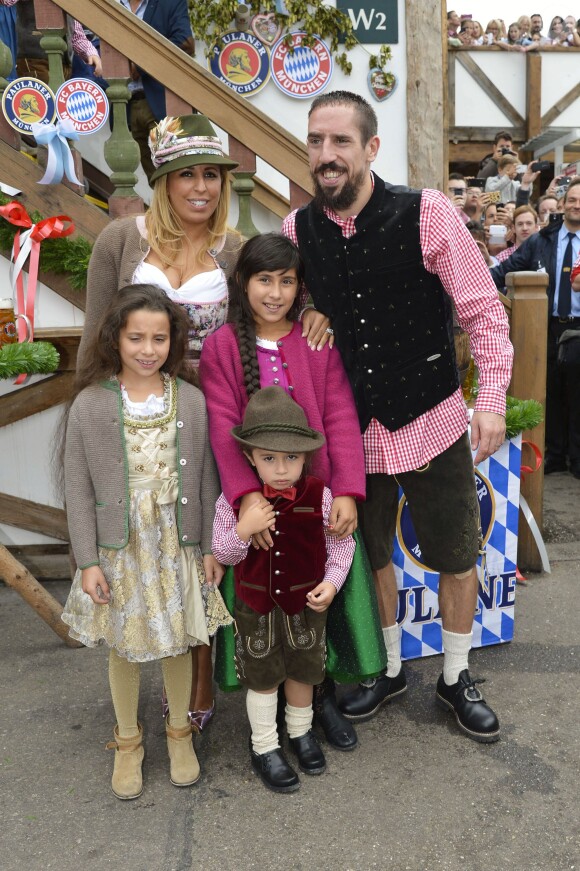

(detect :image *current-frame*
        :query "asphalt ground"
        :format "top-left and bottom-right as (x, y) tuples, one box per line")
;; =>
(1, 471), (579, 871)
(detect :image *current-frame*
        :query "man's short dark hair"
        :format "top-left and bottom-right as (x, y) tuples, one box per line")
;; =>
(449, 172), (465, 181)
(564, 177), (580, 201)
(309, 90), (378, 144)
(494, 131), (513, 145)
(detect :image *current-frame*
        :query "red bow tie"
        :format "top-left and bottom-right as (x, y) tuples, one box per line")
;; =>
(263, 484), (297, 501)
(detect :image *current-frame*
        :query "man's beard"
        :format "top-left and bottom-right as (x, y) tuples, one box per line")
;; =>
(311, 163), (366, 212)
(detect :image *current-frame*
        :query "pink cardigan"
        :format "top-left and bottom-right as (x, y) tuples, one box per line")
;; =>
(199, 322), (366, 506)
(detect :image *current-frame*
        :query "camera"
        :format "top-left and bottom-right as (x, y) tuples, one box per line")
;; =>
(500, 147), (513, 155)
(450, 187), (465, 197)
(530, 161), (551, 172)
(468, 178), (486, 189)
(549, 213), (563, 225)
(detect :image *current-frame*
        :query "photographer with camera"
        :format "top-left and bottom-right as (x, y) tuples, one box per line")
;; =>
(446, 173), (469, 223)
(477, 131), (516, 180)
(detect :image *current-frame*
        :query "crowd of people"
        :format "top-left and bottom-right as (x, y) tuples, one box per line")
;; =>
(446, 127), (580, 497)
(58, 91), (518, 802)
(448, 10), (580, 49)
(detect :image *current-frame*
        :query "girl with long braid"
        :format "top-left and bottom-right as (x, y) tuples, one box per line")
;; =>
(199, 233), (387, 751)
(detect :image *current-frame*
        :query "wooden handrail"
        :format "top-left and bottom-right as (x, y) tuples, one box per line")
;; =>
(53, 0), (313, 195)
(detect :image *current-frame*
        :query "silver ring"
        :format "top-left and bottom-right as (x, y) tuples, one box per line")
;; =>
(325, 327), (334, 335)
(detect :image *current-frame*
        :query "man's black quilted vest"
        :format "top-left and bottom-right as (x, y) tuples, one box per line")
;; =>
(295, 176), (459, 432)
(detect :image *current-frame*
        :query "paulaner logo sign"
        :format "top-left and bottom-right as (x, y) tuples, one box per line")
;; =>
(208, 31), (270, 97)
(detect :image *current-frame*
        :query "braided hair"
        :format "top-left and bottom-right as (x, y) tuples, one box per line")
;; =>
(228, 233), (304, 397)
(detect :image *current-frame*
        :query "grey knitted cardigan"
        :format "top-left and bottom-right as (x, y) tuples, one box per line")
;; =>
(78, 217), (242, 368)
(64, 378), (219, 569)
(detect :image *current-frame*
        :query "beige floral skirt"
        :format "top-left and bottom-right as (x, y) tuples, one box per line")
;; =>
(62, 488), (232, 663)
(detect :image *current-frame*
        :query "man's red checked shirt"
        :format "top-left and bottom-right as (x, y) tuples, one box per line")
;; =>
(281, 181), (513, 476)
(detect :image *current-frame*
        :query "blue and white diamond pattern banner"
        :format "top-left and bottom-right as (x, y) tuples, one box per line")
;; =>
(393, 435), (522, 659)
(271, 32), (333, 99)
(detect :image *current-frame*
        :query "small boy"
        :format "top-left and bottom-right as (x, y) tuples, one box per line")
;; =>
(212, 387), (355, 793)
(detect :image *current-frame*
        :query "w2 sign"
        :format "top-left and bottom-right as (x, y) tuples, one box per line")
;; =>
(337, 0), (398, 43)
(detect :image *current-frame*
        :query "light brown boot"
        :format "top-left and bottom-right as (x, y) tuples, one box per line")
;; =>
(166, 718), (200, 787)
(106, 724), (144, 800)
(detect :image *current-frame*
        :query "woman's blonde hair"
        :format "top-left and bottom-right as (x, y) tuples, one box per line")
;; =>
(145, 165), (232, 269)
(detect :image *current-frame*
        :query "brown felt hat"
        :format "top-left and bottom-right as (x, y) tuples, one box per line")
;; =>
(232, 387), (325, 453)
(149, 114), (238, 184)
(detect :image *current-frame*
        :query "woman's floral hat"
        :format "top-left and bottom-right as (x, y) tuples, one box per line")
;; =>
(149, 114), (238, 183)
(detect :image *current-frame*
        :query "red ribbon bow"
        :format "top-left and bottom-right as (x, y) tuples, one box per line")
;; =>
(0, 202), (74, 381)
(520, 439), (543, 479)
(263, 484), (297, 501)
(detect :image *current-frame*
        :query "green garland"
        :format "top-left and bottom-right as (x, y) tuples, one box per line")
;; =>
(0, 192), (91, 291)
(468, 369), (543, 438)
(0, 341), (60, 379)
(504, 397), (543, 440)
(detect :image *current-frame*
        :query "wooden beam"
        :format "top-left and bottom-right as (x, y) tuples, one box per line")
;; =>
(0, 492), (69, 540)
(253, 178), (288, 220)
(449, 126), (526, 143)
(34, 327), (82, 371)
(56, 0), (313, 194)
(506, 271), (549, 572)
(0, 141), (109, 242)
(0, 253), (87, 311)
(0, 372), (75, 427)
(526, 52), (542, 141)
(406, 0), (445, 189)
(0, 544), (82, 647)
(541, 81), (580, 129)
(447, 46), (455, 131)
(455, 54), (525, 128)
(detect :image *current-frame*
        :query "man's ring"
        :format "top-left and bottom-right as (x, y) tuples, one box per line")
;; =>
(326, 327), (334, 335)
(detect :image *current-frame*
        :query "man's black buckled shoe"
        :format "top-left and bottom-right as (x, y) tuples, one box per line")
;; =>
(288, 730), (326, 775)
(250, 746), (300, 793)
(436, 669), (500, 743)
(338, 667), (407, 721)
(314, 693), (358, 751)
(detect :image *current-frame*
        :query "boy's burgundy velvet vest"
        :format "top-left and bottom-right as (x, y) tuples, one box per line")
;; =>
(234, 476), (327, 615)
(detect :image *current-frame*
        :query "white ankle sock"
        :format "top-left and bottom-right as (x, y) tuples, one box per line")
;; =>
(383, 624), (402, 678)
(442, 629), (472, 686)
(246, 689), (279, 755)
(285, 703), (313, 739)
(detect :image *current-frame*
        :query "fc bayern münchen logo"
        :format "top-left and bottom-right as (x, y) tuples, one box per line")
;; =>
(270, 32), (333, 99)
(396, 470), (495, 571)
(208, 30), (270, 97)
(1, 77), (56, 133)
(56, 79), (109, 135)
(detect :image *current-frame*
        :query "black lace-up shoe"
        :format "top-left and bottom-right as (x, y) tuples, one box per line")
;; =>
(338, 667), (407, 721)
(313, 678), (358, 751)
(436, 670), (500, 743)
(250, 746), (300, 793)
(288, 730), (326, 775)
